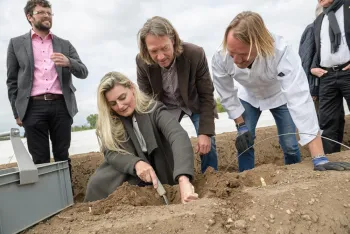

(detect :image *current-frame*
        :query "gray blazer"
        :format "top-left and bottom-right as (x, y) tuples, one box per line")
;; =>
(6, 31), (88, 120)
(84, 102), (194, 202)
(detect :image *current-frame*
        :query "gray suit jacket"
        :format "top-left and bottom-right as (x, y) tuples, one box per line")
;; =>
(6, 31), (88, 120)
(84, 102), (194, 202)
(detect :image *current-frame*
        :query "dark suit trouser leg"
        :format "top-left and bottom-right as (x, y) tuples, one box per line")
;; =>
(319, 71), (349, 154)
(48, 99), (73, 179)
(338, 101), (345, 144)
(22, 100), (51, 164)
(338, 70), (350, 145)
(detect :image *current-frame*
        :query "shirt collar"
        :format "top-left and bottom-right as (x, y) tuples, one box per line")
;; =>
(161, 58), (176, 72)
(31, 29), (53, 40)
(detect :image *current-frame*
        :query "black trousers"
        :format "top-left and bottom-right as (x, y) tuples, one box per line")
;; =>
(319, 70), (349, 154)
(22, 99), (73, 176)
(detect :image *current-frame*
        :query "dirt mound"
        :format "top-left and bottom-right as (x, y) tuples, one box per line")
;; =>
(5, 116), (350, 233)
(24, 153), (350, 234)
(70, 152), (104, 202)
(77, 167), (243, 216)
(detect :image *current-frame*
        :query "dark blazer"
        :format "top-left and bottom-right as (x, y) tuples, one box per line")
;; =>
(136, 42), (216, 136)
(299, 23), (319, 97)
(311, 0), (350, 69)
(6, 31), (88, 120)
(84, 102), (194, 202)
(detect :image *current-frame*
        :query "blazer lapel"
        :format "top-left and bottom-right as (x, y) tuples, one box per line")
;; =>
(134, 112), (158, 155)
(23, 31), (34, 78)
(176, 54), (190, 106)
(149, 66), (164, 100)
(120, 116), (149, 163)
(52, 36), (63, 85)
(344, 0), (350, 48)
(314, 14), (325, 66)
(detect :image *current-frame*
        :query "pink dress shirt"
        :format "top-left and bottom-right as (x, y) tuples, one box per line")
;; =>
(30, 30), (62, 96)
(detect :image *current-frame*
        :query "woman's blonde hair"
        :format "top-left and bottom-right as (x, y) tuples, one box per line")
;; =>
(223, 11), (274, 58)
(96, 71), (155, 153)
(137, 16), (183, 65)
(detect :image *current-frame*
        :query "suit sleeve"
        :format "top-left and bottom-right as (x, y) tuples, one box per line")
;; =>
(195, 48), (216, 136)
(104, 148), (142, 176)
(310, 15), (323, 69)
(298, 25), (318, 97)
(136, 55), (153, 96)
(67, 41), (88, 79)
(6, 39), (19, 119)
(153, 104), (194, 182)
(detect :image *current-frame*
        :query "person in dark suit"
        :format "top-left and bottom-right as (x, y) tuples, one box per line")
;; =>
(311, 0), (350, 154)
(84, 72), (198, 203)
(6, 0), (88, 175)
(299, 2), (345, 150)
(136, 16), (218, 173)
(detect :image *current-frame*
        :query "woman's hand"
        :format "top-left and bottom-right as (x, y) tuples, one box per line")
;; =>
(178, 175), (198, 204)
(135, 161), (158, 188)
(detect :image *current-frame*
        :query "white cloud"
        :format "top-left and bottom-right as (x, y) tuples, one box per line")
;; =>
(0, 0), (317, 132)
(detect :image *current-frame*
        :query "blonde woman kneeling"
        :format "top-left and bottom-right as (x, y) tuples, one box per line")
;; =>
(84, 72), (198, 203)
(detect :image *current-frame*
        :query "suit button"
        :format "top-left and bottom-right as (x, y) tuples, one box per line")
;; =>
(26, 96), (29, 99)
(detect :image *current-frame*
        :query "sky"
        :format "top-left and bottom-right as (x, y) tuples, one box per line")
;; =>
(0, 0), (318, 133)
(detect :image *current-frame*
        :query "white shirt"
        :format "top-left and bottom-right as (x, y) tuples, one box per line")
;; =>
(320, 6), (350, 67)
(212, 34), (319, 146)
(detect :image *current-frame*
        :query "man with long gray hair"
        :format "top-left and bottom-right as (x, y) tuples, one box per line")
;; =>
(311, 0), (350, 154)
(136, 16), (218, 173)
(212, 11), (350, 172)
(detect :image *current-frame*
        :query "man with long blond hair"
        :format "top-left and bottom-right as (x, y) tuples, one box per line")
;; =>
(212, 11), (350, 172)
(136, 16), (218, 173)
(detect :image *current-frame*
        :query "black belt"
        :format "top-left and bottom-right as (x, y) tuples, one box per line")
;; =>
(320, 61), (350, 72)
(31, 94), (64, 101)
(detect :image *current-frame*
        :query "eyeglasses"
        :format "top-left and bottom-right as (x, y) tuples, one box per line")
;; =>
(32, 11), (54, 17)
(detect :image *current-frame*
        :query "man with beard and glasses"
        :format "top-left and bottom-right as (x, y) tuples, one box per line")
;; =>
(311, 0), (350, 154)
(6, 0), (88, 182)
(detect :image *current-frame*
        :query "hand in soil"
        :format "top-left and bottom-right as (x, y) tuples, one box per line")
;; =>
(135, 161), (158, 188)
(314, 161), (350, 171)
(179, 176), (198, 204)
(313, 156), (350, 171)
(235, 124), (254, 153)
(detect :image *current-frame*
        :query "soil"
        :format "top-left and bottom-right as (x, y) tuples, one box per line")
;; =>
(2, 117), (350, 234)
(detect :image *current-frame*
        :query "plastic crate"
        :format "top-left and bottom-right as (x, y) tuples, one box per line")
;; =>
(0, 129), (73, 234)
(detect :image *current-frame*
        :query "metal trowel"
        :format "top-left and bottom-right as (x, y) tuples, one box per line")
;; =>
(156, 178), (169, 205)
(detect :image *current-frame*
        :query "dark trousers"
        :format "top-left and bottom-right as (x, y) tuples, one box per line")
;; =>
(319, 70), (349, 154)
(22, 99), (73, 176)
